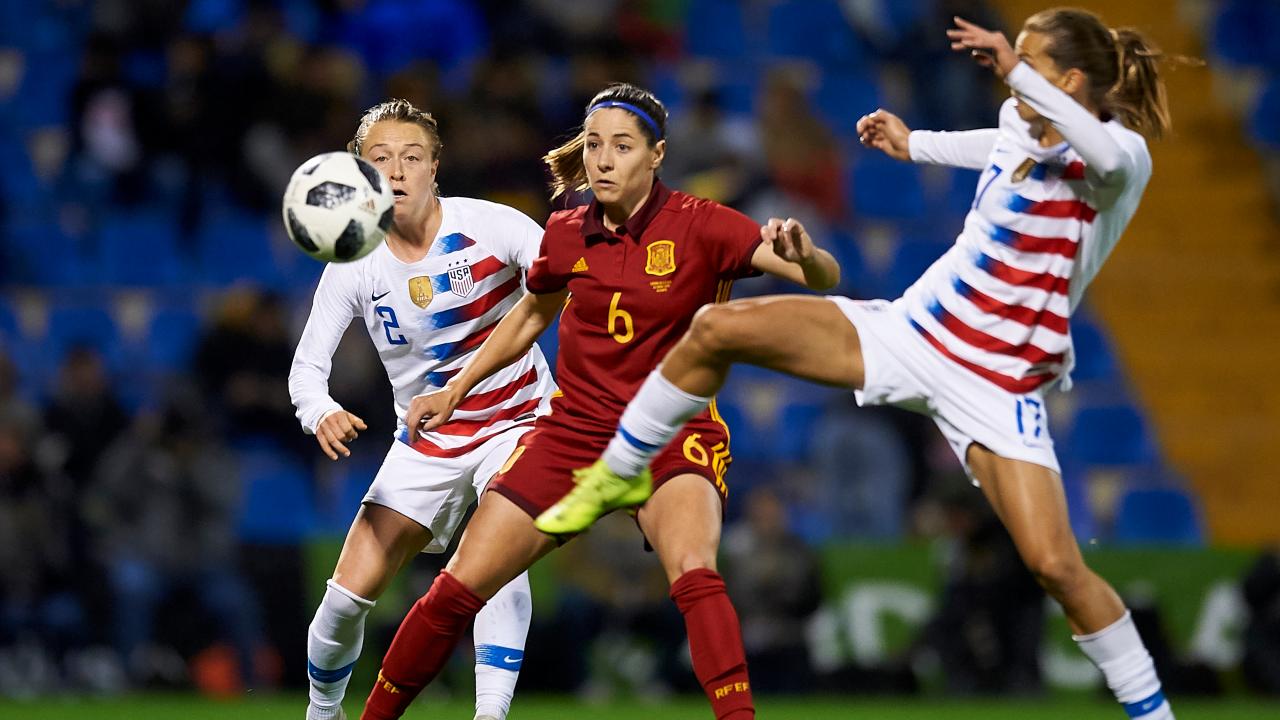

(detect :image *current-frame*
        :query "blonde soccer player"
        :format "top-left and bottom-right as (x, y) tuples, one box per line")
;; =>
(289, 99), (555, 720)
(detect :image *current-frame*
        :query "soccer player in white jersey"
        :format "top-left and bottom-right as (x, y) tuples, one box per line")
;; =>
(551, 9), (1180, 720)
(289, 99), (555, 720)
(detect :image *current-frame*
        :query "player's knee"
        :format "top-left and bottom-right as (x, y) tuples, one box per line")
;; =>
(688, 304), (750, 357)
(1025, 551), (1086, 598)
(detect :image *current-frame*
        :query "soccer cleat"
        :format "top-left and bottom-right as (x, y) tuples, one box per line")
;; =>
(474, 716), (502, 720)
(534, 460), (653, 535)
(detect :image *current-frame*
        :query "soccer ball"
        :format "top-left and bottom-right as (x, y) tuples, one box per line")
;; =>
(282, 151), (395, 262)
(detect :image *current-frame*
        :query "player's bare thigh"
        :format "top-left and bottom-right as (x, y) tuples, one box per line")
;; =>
(636, 473), (723, 584)
(332, 502), (432, 599)
(444, 490), (558, 599)
(679, 295), (865, 389)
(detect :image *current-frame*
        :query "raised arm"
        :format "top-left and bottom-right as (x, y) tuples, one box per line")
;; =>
(405, 288), (569, 433)
(947, 16), (1137, 207)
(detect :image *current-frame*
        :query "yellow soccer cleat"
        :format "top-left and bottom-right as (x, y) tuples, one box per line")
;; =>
(534, 460), (653, 535)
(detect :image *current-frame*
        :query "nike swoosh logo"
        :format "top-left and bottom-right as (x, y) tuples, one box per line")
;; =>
(371, 291), (390, 302)
(503, 656), (520, 664)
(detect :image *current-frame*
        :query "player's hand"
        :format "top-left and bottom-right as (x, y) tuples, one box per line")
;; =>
(405, 386), (463, 436)
(947, 16), (1018, 78)
(761, 218), (815, 265)
(856, 109), (911, 161)
(315, 409), (367, 461)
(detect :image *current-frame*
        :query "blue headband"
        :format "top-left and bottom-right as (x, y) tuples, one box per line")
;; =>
(586, 100), (663, 140)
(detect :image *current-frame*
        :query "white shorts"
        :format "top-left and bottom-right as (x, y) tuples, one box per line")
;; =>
(363, 426), (531, 553)
(827, 296), (1060, 481)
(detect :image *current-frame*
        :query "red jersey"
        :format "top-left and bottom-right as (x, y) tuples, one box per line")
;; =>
(526, 181), (761, 432)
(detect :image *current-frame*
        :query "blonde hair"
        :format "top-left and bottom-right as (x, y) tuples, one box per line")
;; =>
(347, 98), (442, 158)
(544, 83), (668, 199)
(1024, 7), (1177, 139)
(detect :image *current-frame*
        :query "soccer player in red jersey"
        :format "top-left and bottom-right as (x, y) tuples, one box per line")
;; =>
(359, 82), (839, 720)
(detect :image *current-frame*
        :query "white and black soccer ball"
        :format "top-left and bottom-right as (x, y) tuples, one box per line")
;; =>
(282, 152), (395, 263)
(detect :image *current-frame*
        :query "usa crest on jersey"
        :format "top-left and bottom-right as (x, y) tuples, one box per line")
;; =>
(448, 265), (474, 297)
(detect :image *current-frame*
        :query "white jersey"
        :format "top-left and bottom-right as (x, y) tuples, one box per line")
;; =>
(903, 62), (1152, 393)
(290, 196), (556, 457)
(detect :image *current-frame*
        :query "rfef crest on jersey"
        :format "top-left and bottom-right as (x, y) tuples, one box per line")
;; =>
(448, 265), (475, 297)
(408, 276), (433, 308)
(644, 240), (676, 276)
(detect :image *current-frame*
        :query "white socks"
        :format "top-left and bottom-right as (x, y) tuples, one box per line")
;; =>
(1074, 611), (1173, 719)
(472, 570), (533, 720)
(307, 580), (376, 718)
(307, 571), (533, 720)
(602, 370), (712, 477)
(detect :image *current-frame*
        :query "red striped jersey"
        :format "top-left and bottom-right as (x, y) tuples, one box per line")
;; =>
(289, 196), (556, 457)
(903, 64), (1152, 393)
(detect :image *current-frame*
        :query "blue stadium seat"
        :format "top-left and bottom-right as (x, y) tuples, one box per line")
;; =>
(765, 0), (867, 67)
(6, 51), (78, 128)
(2, 220), (89, 287)
(824, 229), (874, 298)
(95, 211), (186, 287)
(848, 151), (926, 222)
(1250, 75), (1280, 148)
(880, 239), (947, 298)
(0, 296), (17, 343)
(773, 400), (825, 463)
(235, 441), (317, 543)
(936, 167), (982, 223)
(684, 0), (750, 61)
(184, 0), (246, 34)
(1062, 403), (1159, 467)
(1069, 312), (1121, 385)
(1112, 487), (1203, 546)
(196, 210), (281, 285)
(1210, 0), (1280, 70)
(1058, 460), (1101, 543)
(44, 302), (122, 368)
(814, 70), (882, 138)
(144, 305), (205, 371)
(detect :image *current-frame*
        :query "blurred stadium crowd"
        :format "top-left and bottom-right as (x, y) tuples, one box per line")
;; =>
(2, 0), (1279, 701)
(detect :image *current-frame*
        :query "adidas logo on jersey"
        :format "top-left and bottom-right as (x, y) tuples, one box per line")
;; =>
(572, 256), (589, 272)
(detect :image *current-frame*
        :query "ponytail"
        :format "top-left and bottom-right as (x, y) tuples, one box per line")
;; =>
(1024, 8), (1198, 141)
(544, 131), (589, 200)
(1107, 27), (1172, 140)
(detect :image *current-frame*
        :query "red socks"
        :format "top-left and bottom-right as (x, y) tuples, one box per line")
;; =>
(361, 571), (486, 720)
(670, 568), (754, 720)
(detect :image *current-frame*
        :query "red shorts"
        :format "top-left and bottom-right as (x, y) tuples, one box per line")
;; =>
(488, 403), (733, 519)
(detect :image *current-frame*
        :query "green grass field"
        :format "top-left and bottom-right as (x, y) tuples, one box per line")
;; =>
(4, 694), (1277, 720)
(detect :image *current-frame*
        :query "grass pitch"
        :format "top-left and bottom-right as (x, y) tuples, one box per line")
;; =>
(4, 693), (1277, 720)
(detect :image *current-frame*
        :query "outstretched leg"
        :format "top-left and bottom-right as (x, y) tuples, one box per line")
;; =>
(968, 445), (1173, 719)
(604, 295), (863, 480)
